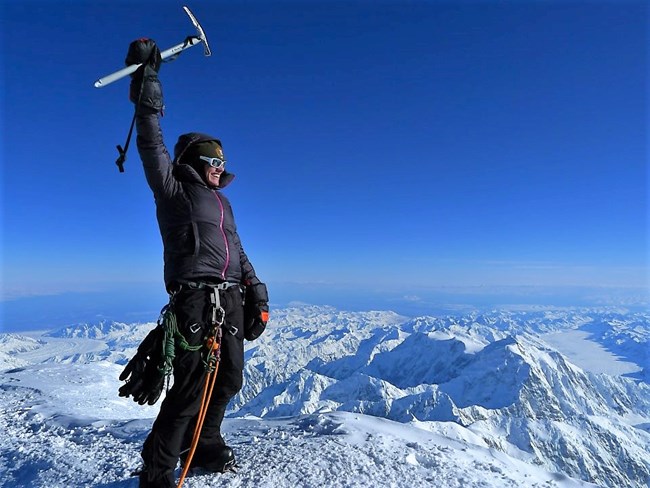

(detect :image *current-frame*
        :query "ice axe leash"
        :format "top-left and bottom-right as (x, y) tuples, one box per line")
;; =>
(96, 5), (212, 172)
(114, 62), (149, 173)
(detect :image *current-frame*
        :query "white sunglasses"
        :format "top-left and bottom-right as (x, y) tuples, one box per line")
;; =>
(199, 155), (226, 169)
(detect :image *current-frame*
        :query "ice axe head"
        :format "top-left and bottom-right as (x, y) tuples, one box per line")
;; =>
(183, 5), (211, 57)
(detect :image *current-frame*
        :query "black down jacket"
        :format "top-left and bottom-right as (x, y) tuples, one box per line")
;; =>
(136, 113), (258, 288)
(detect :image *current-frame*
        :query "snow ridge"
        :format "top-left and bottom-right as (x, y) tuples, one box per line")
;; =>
(233, 306), (650, 488)
(1, 305), (648, 487)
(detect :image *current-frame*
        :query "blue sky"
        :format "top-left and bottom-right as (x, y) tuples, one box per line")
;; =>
(1, 1), (648, 326)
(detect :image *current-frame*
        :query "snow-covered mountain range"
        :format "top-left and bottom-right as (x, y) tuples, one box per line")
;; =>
(1, 305), (648, 487)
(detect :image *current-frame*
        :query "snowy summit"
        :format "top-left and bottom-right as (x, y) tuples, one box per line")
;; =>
(1, 305), (649, 487)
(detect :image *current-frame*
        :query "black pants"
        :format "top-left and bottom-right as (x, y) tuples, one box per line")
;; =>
(141, 285), (244, 487)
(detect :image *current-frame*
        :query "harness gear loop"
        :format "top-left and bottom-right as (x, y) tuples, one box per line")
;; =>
(203, 286), (225, 372)
(157, 302), (202, 379)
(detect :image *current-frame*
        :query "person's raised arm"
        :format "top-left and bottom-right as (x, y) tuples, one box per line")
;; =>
(125, 39), (180, 199)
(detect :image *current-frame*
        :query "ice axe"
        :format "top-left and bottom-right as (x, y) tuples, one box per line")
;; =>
(94, 5), (211, 88)
(98, 5), (211, 172)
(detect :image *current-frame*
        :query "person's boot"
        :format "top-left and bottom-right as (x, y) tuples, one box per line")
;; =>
(181, 444), (236, 473)
(201, 444), (236, 473)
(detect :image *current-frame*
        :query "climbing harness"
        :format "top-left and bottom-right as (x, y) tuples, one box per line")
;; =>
(158, 281), (239, 377)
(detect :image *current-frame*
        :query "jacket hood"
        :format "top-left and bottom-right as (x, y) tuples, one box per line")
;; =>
(173, 132), (235, 189)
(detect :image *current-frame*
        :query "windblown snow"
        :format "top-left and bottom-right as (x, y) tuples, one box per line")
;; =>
(1, 305), (649, 487)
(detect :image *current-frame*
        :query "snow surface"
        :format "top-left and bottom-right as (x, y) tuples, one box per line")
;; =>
(1, 305), (649, 488)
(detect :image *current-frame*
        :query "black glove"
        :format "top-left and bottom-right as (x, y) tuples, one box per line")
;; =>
(125, 38), (163, 114)
(118, 326), (166, 405)
(243, 281), (269, 341)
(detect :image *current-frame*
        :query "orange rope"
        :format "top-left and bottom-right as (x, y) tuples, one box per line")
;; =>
(176, 340), (221, 488)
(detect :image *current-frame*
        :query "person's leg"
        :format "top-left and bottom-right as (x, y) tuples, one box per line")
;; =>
(181, 286), (245, 470)
(141, 288), (212, 486)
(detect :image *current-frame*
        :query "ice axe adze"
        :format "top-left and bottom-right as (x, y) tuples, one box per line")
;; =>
(101, 6), (211, 172)
(94, 5), (211, 88)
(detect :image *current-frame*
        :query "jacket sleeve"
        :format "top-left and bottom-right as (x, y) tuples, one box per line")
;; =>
(135, 113), (181, 199)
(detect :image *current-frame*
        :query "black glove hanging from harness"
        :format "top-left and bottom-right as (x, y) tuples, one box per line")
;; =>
(118, 323), (166, 405)
(119, 304), (178, 405)
(115, 38), (164, 172)
(118, 300), (209, 405)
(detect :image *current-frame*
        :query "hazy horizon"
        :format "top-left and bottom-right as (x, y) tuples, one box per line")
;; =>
(2, 282), (648, 333)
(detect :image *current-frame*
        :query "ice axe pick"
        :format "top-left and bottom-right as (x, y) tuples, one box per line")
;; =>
(94, 5), (211, 88)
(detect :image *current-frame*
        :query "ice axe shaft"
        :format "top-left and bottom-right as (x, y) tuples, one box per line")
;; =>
(94, 5), (211, 88)
(95, 37), (202, 88)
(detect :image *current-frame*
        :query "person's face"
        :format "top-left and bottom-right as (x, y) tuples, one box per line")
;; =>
(204, 163), (224, 187)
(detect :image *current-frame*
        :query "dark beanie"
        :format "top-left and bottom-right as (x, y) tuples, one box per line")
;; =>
(173, 132), (222, 163)
(181, 140), (225, 172)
